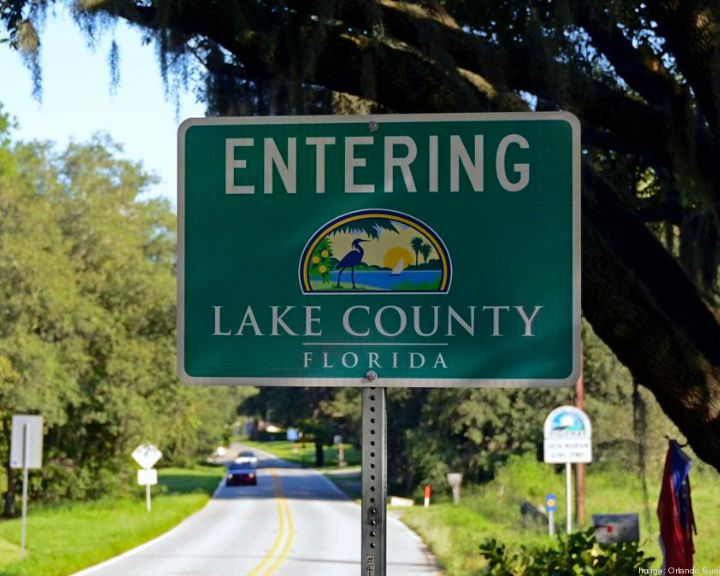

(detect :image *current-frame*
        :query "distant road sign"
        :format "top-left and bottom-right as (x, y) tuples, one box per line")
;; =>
(178, 113), (580, 387)
(137, 469), (159, 486)
(132, 444), (162, 470)
(11, 414), (44, 559)
(543, 406), (592, 463)
(545, 494), (558, 512)
(287, 428), (299, 442)
(10, 415), (43, 469)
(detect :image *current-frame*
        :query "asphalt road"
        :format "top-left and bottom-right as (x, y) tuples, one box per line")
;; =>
(74, 447), (438, 576)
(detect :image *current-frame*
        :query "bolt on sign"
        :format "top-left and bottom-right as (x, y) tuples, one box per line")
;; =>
(178, 113), (580, 387)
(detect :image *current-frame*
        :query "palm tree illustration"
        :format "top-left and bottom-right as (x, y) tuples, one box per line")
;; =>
(332, 218), (399, 240)
(411, 236), (425, 266)
(420, 241), (432, 264)
(335, 239), (368, 288)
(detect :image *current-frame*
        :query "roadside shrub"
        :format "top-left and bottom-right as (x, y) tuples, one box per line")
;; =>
(479, 528), (654, 575)
(29, 458), (134, 505)
(492, 454), (560, 501)
(33, 458), (94, 502)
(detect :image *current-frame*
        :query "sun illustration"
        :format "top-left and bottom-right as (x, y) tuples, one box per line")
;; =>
(383, 246), (413, 270)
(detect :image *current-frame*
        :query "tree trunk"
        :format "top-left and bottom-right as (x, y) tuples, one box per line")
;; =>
(314, 440), (325, 468)
(582, 166), (720, 470)
(2, 420), (15, 518)
(3, 481), (15, 519)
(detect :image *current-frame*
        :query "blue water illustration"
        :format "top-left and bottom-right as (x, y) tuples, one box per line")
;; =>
(328, 270), (441, 289)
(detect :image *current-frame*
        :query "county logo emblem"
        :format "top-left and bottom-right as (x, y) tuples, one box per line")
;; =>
(299, 209), (451, 294)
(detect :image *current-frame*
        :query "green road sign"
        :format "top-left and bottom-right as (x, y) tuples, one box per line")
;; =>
(178, 113), (580, 387)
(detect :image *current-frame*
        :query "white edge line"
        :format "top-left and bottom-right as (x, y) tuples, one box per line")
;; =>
(315, 470), (355, 501)
(296, 466), (440, 571)
(387, 512), (443, 575)
(251, 451), (439, 570)
(71, 478), (224, 576)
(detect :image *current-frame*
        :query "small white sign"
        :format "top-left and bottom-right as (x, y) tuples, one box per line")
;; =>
(543, 406), (592, 463)
(132, 444), (162, 470)
(137, 469), (158, 486)
(10, 415), (44, 469)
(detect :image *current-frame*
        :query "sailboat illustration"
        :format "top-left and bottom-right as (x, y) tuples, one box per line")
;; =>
(391, 258), (405, 276)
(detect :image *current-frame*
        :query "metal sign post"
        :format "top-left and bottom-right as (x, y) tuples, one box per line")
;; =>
(566, 463), (573, 534)
(21, 424), (29, 559)
(10, 415), (43, 560)
(361, 382), (386, 576)
(137, 469), (159, 512)
(545, 494), (557, 536)
(543, 406), (592, 535)
(132, 444), (162, 513)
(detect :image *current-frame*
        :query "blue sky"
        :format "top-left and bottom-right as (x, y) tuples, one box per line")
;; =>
(0, 7), (205, 207)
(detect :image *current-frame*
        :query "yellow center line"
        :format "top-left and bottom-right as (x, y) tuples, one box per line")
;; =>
(246, 469), (296, 576)
(262, 496), (296, 575)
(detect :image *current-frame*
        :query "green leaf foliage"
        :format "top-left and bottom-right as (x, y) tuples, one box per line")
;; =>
(240, 386), (361, 467)
(0, 113), (248, 509)
(240, 317), (687, 495)
(479, 528), (654, 576)
(332, 218), (399, 240)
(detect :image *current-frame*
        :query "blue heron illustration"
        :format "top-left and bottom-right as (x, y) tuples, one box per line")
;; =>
(335, 238), (368, 288)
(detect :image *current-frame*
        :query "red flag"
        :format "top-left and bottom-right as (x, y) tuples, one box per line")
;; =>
(657, 440), (695, 570)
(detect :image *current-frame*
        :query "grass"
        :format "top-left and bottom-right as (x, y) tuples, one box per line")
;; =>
(0, 464), (223, 576)
(241, 439), (361, 468)
(158, 465), (225, 496)
(400, 454), (720, 576)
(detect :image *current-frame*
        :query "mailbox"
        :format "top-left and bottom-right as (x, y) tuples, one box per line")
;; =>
(592, 514), (640, 543)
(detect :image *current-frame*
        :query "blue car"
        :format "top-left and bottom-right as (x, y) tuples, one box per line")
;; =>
(226, 461), (257, 486)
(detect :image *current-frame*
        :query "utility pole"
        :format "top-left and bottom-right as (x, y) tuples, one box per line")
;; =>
(575, 374), (586, 526)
